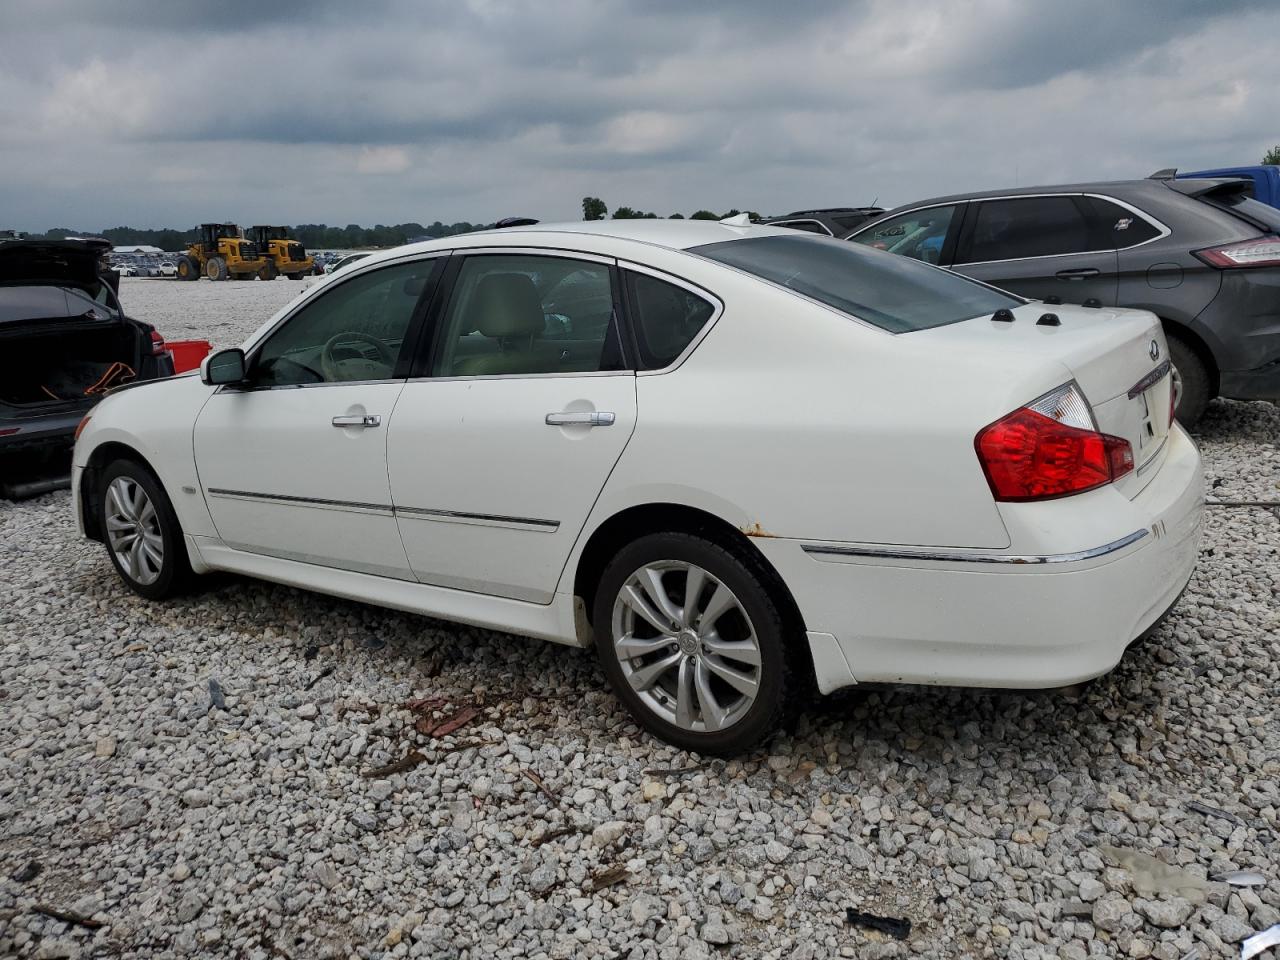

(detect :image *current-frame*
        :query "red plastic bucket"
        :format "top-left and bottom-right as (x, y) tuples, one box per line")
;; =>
(168, 339), (212, 374)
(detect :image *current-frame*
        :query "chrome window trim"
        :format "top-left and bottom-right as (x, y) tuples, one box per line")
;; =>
(953, 193), (1172, 266)
(215, 377), (408, 395)
(450, 246), (616, 265)
(406, 370), (632, 384)
(617, 260), (726, 376)
(801, 528), (1149, 565)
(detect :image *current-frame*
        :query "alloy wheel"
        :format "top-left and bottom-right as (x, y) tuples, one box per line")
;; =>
(610, 560), (762, 733)
(105, 476), (164, 585)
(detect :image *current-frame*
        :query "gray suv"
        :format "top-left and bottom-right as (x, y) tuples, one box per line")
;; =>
(848, 173), (1280, 424)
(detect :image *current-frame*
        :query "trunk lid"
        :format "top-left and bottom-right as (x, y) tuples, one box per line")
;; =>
(920, 302), (1175, 497)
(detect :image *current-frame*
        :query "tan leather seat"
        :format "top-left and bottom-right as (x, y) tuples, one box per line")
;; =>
(452, 273), (556, 376)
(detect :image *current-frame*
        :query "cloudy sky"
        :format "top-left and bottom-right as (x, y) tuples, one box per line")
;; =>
(1, 0), (1276, 230)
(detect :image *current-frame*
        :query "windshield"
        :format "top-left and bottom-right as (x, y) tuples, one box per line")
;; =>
(691, 234), (1021, 333)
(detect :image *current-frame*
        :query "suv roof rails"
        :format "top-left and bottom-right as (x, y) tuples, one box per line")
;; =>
(1148, 168), (1178, 180)
(494, 217), (539, 228)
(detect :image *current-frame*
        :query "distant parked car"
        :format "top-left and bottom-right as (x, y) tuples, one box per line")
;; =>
(114, 262), (137, 277)
(0, 238), (174, 498)
(157, 261), (177, 278)
(848, 174), (1280, 423)
(325, 252), (371, 274)
(72, 220), (1200, 754)
(759, 207), (885, 238)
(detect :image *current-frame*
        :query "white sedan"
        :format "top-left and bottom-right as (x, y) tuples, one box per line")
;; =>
(71, 220), (1202, 754)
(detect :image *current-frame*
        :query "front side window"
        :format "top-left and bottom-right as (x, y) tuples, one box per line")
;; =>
(693, 234), (1021, 334)
(432, 255), (623, 377)
(252, 258), (435, 386)
(849, 205), (956, 264)
(958, 196), (1094, 263)
(625, 271), (716, 368)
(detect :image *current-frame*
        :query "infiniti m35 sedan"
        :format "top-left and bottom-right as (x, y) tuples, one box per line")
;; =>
(72, 220), (1202, 754)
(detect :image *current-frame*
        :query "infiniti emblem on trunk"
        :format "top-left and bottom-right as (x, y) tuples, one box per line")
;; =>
(1149, 339), (1160, 361)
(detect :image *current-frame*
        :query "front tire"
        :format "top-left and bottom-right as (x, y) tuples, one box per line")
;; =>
(99, 460), (192, 600)
(1167, 332), (1210, 426)
(592, 532), (796, 756)
(205, 256), (228, 281)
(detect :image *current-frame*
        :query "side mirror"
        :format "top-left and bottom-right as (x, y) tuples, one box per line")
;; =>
(201, 348), (247, 386)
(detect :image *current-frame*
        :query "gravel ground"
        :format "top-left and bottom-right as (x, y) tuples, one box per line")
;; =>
(1, 278), (1277, 959)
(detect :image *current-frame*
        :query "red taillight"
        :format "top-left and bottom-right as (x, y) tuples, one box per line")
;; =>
(74, 415), (92, 441)
(150, 329), (166, 356)
(1193, 235), (1280, 269)
(975, 385), (1134, 502)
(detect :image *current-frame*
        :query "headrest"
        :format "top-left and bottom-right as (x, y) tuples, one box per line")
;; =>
(470, 273), (544, 338)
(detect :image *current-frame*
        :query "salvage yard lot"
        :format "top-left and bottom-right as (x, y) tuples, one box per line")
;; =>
(1, 279), (1277, 959)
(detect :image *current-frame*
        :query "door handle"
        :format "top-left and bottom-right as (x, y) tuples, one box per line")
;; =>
(331, 414), (381, 428)
(545, 411), (616, 427)
(1055, 268), (1100, 279)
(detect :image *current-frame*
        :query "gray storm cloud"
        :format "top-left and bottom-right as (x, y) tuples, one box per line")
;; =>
(0, 0), (1275, 229)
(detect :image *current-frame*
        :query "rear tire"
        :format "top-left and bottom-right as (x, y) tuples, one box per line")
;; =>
(259, 261), (279, 281)
(592, 531), (796, 756)
(1167, 332), (1210, 427)
(205, 256), (228, 281)
(98, 459), (192, 600)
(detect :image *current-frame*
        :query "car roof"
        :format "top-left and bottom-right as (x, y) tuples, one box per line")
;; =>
(385, 219), (797, 260)
(869, 177), (1245, 219)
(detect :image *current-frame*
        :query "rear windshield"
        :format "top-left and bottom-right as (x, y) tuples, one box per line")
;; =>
(1209, 194), (1280, 233)
(691, 234), (1021, 333)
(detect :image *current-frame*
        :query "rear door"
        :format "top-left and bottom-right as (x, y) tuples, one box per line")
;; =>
(952, 195), (1119, 305)
(387, 250), (637, 604)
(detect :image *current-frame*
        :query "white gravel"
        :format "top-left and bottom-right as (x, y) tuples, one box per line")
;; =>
(1, 278), (1278, 959)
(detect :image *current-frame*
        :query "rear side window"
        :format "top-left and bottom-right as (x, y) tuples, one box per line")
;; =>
(959, 196), (1094, 263)
(624, 271), (715, 368)
(1082, 197), (1161, 247)
(693, 234), (1021, 334)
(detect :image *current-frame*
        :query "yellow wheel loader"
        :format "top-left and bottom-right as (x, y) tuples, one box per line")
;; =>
(175, 223), (268, 281)
(247, 226), (315, 281)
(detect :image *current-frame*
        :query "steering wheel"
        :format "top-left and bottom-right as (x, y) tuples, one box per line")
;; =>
(320, 331), (396, 382)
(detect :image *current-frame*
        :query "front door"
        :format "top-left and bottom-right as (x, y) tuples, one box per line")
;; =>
(194, 256), (441, 579)
(388, 251), (637, 604)
(951, 195), (1119, 306)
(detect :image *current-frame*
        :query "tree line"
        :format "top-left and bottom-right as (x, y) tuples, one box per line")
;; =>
(582, 197), (761, 221)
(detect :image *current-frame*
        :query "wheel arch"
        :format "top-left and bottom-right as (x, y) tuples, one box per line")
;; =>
(1160, 318), (1220, 398)
(570, 501), (813, 682)
(79, 440), (162, 542)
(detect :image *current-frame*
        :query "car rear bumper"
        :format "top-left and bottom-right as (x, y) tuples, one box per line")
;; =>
(1219, 356), (1280, 401)
(754, 425), (1204, 693)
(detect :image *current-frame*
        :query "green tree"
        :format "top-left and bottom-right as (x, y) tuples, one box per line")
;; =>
(582, 197), (607, 220)
(1264, 145), (1280, 165)
(689, 210), (719, 220)
(669, 213), (684, 219)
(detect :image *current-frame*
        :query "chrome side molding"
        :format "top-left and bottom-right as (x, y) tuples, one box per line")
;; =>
(801, 529), (1150, 565)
